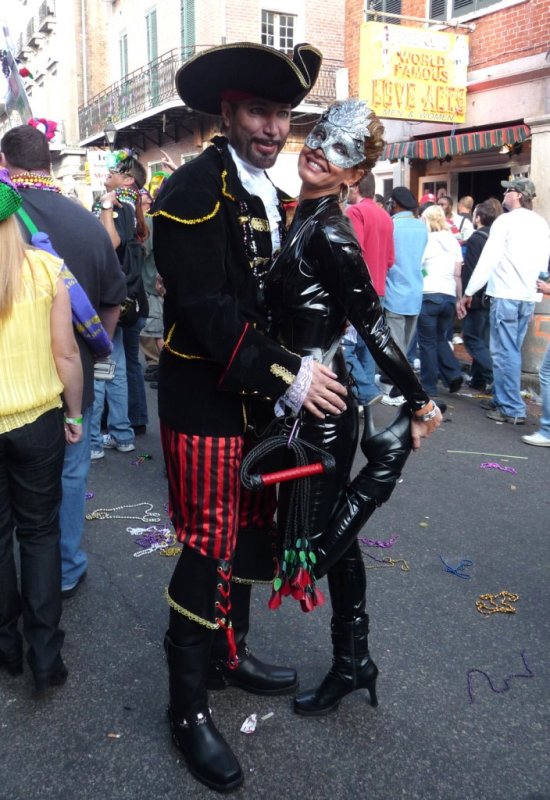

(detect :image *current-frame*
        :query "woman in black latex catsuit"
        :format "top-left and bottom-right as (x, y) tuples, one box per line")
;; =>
(265, 100), (441, 716)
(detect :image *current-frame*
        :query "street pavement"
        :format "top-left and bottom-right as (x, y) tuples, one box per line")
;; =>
(1, 382), (549, 800)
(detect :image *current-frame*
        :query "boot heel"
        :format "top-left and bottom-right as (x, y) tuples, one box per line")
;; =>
(366, 674), (378, 707)
(360, 661), (378, 707)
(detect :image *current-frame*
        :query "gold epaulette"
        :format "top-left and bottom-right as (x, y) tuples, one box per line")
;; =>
(149, 169), (235, 226)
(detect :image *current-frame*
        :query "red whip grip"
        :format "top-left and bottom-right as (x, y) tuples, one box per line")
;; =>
(258, 462), (326, 486)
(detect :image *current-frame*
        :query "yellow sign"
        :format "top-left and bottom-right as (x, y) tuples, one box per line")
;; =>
(359, 22), (468, 123)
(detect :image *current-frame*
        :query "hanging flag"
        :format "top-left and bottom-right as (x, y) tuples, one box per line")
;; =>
(0, 21), (34, 126)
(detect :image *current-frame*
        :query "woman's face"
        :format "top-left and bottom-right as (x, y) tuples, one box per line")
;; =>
(298, 145), (362, 199)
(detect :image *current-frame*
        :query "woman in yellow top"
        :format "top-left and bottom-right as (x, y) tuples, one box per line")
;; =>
(0, 168), (83, 694)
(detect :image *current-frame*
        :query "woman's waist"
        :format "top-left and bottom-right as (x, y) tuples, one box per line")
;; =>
(270, 315), (346, 360)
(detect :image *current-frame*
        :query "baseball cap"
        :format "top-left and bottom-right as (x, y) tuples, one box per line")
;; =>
(501, 178), (536, 199)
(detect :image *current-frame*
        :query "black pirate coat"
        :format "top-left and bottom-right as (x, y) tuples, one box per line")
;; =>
(151, 136), (301, 436)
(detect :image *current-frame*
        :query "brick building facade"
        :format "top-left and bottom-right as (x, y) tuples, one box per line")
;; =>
(345, 0), (550, 220)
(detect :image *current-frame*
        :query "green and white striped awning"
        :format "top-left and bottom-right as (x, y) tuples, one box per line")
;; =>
(383, 123), (531, 161)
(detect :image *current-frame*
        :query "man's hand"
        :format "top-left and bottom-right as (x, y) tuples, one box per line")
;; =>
(536, 278), (550, 295)
(302, 362), (348, 419)
(456, 294), (472, 320)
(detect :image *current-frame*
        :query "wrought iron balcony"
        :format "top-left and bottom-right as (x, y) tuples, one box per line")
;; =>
(78, 46), (343, 144)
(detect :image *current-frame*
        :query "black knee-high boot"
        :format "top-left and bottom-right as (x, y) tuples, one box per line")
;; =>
(165, 548), (243, 793)
(294, 543), (378, 716)
(208, 580), (298, 694)
(313, 404), (412, 579)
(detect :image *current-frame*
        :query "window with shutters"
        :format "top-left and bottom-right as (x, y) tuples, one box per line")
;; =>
(261, 11), (296, 53)
(369, 0), (402, 24)
(430, 0), (501, 18)
(181, 0), (196, 53)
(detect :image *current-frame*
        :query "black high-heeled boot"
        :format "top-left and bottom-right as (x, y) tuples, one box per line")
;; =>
(314, 403), (412, 578)
(294, 544), (378, 716)
(165, 633), (244, 793)
(207, 581), (298, 695)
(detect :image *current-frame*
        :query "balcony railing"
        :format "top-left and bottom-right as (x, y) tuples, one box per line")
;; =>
(78, 46), (343, 142)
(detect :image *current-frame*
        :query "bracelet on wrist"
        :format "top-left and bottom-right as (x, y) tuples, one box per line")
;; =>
(64, 415), (83, 425)
(414, 401), (438, 422)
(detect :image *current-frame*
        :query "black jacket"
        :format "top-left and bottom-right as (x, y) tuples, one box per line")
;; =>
(462, 226), (490, 310)
(151, 136), (301, 436)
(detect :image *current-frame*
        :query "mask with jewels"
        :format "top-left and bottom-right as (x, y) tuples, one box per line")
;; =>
(304, 100), (372, 169)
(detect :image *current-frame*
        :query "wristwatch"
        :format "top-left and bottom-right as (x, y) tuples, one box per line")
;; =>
(416, 402), (438, 422)
(101, 199), (113, 210)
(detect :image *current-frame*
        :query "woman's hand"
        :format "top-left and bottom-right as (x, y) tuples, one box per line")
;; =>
(536, 278), (550, 295)
(64, 420), (83, 445)
(99, 191), (121, 208)
(411, 404), (442, 450)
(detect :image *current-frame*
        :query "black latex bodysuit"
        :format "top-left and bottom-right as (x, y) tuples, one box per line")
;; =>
(266, 194), (430, 538)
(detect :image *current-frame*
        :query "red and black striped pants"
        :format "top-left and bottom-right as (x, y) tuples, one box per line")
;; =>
(161, 423), (276, 563)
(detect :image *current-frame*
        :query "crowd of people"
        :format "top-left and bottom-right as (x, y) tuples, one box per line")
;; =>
(1, 36), (549, 796)
(344, 173), (550, 440)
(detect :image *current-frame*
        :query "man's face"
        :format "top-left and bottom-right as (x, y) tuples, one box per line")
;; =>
(438, 197), (451, 217)
(503, 188), (521, 211)
(105, 169), (129, 192)
(221, 98), (291, 170)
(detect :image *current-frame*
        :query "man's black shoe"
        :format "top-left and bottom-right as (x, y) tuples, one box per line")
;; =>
(208, 647), (298, 695)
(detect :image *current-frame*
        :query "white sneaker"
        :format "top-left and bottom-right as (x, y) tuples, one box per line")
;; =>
(381, 394), (406, 406)
(102, 433), (135, 453)
(374, 376), (392, 395)
(91, 448), (104, 461)
(521, 432), (550, 447)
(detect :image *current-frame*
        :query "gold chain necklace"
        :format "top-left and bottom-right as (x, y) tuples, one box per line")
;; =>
(475, 590), (519, 615)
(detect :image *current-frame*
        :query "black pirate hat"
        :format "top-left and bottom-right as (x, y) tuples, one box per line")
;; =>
(176, 42), (322, 114)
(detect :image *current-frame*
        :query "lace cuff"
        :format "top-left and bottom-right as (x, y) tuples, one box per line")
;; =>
(274, 356), (314, 418)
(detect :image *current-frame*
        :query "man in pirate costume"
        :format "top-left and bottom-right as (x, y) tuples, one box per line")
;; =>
(151, 42), (347, 792)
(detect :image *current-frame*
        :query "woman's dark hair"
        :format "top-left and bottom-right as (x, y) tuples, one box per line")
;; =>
(114, 151), (149, 241)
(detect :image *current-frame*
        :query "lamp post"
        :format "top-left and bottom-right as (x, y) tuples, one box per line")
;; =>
(103, 120), (117, 151)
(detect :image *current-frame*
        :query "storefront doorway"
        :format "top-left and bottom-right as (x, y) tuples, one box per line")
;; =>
(458, 167), (511, 206)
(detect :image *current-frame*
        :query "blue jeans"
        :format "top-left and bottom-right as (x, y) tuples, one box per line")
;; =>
(462, 306), (493, 386)
(417, 293), (462, 395)
(537, 342), (550, 437)
(90, 328), (135, 449)
(0, 409), (65, 677)
(341, 338), (380, 405)
(60, 407), (91, 590)
(490, 298), (534, 417)
(122, 317), (148, 427)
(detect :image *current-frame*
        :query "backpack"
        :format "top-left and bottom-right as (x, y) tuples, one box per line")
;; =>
(16, 207), (113, 357)
(115, 203), (148, 328)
